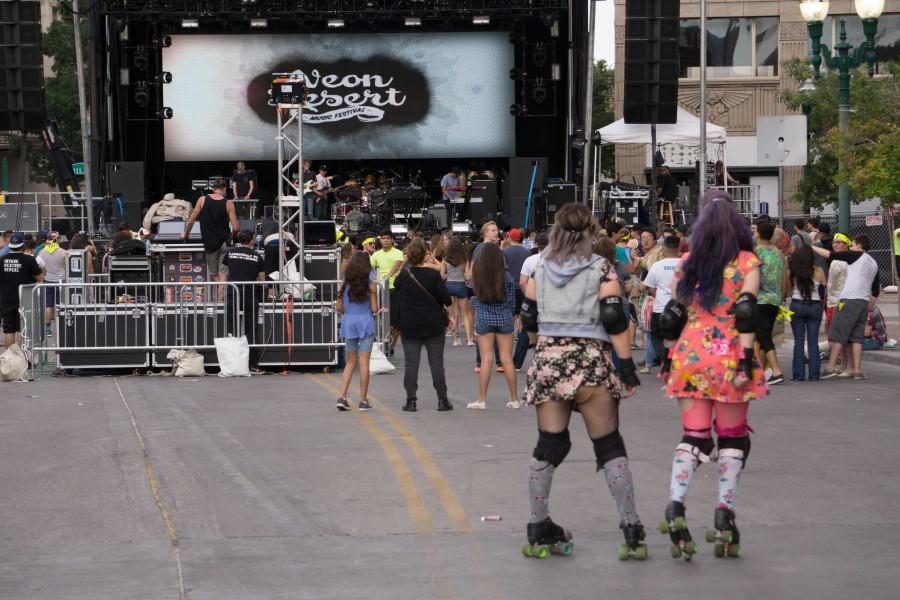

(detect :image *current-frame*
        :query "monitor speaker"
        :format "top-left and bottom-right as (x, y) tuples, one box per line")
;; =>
(106, 162), (145, 228)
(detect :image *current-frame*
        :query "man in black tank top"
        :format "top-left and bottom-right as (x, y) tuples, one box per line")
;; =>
(183, 178), (239, 299)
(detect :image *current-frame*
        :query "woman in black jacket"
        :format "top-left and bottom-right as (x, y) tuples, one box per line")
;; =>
(395, 239), (453, 412)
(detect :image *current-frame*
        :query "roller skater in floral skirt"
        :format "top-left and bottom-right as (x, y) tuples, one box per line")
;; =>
(520, 202), (645, 561)
(658, 191), (767, 560)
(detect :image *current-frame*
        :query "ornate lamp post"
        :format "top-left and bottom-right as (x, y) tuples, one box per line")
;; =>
(799, 0), (883, 234)
(799, 77), (816, 214)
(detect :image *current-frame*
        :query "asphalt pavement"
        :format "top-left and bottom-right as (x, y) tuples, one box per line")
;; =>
(1, 340), (898, 599)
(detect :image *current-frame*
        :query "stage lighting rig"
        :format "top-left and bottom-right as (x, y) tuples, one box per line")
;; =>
(159, 107), (174, 119)
(157, 71), (173, 84)
(134, 82), (150, 108)
(133, 45), (148, 71)
(270, 72), (308, 105)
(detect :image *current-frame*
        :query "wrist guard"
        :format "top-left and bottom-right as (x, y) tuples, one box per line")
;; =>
(659, 353), (673, 380)
(521, 299), (539, 332)
(739, 347), (756, 381)
(618, 357), (641, 388)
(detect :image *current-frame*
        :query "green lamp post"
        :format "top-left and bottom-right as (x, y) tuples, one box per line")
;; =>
(799, 0), (883, 234)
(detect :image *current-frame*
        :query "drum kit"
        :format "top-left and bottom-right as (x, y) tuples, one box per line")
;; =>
(330, 168), (429, 232)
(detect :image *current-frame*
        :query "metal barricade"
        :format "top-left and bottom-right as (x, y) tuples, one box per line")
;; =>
(711, 185), (762, 216)
(19, 279), (345, 377)
(0, 191), (90, 233)
(375, 280), (390, 352)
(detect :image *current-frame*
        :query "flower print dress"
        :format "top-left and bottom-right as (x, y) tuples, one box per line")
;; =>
(665, 250), (768, 403)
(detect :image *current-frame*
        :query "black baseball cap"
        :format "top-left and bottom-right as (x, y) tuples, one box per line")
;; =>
(8, 232), (25, 249)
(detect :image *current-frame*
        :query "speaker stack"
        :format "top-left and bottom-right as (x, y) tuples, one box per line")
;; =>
(0, 0), (45, 131)
(623, 0), (680, 125)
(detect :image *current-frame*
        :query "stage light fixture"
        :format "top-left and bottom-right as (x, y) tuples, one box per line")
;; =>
(509, 68), (525, 80)
(404, 17), (422, 27)
(451, 222), (472, 234)
(250, 18), (267, 28)
(532, 82), (548, 104)
(181, 19), (199, 29)
(509, 103), (526, 116)
(532, 44), (547, 68)
(159, 107), (174, 119)
(328, 19), (345, 28)
(156, 35), (172, 48)
(133, 46), (148, 71)
(134, 82), (150, 108)
(473, 16), (490, 25)
(158, 71), (173, 84)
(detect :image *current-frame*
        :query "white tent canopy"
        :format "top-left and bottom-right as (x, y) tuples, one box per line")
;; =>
(596, 107), (726, 145)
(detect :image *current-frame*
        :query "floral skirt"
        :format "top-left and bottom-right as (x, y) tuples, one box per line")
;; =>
(524, 336), (621, 406)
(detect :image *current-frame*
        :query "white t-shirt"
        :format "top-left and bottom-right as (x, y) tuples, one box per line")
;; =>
(643, 257), (680, 313)
(520, 252), (541, 280)
(836, 251), (879, 301)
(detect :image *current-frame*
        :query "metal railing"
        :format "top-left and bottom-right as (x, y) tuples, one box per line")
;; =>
(18, 279), (380, 377)
(710, 185), (763, 216)
(0, 191), (92, 233)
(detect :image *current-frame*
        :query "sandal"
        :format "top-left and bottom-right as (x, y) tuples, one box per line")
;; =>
(466, 401), (486, 410)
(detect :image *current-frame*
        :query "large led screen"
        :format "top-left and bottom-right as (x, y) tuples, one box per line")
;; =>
(162, 33), (515, 161)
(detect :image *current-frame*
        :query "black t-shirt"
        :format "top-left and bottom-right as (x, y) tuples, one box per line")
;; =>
(656, 174), (677, 202)
(231, 170), (252, 198)
(0, 252), (42, 308)
(224, 246), (264, 283)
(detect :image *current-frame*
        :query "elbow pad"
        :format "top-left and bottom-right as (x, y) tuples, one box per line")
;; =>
(660, 300), (688, 341)
(521, 299), (539, 332)
(599, 296), (629, 335)
(730, 292), (758, 334)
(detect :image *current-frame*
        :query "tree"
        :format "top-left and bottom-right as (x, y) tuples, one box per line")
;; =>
(11, 5), (89, 185)
(591, 60), (616, 177)
(781, 57), (899, 209)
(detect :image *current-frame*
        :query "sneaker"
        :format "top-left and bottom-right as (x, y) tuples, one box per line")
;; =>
(452, 338), (462, 347)
(639, 366), (651, 374)
(249, 367), (265, 375)
(820, 369), (839, 380)
(336, 397), (351, 411)
(467, 340), (476, 346)
(767, 374), (784, 385)
(466, 401), (486, 410)
(358, 399), (373, 411)
(496, 366), (505, 373)
(506, 400), (522, 409)
(852, 373), (868, 381)
(836, 371), (853, 379)
(474, 367), (481, 373)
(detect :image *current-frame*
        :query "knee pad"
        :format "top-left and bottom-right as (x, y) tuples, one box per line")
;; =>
(731, 292), (757, 334)
(533, 429), (572, 468)
(675, 428), (716, 464)
(717, 435), (751, 468)
(592, 430), (627, 471)
(599, 296), (629, 335)
(660, 300), (688, 341)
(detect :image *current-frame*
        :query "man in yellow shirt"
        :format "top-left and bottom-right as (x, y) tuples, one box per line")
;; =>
(371, 229), (404, 353)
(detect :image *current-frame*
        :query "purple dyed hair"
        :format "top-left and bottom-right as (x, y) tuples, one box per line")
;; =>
(676, 190), (755, 311)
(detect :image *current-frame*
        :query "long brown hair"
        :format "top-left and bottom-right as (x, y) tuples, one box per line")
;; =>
(444, 237), (466, 267)
(341, 251), (372, 302)
(430, 233), (445, 261)
(472, 243), (506, 303)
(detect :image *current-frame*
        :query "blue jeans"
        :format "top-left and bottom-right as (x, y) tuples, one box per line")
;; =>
(304, 194), (316, 220)
(789, 299), (823, 381)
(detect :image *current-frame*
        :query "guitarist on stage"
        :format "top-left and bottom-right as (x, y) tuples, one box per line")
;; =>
(301, 159), (316, 221)
(314, 164), (333, 220)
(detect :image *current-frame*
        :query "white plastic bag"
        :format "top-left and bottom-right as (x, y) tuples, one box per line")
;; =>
(268, 259), (316, 300)
(369, 344), (395, 374)
(214, 336), (250, 377)
(0, 343), (28, 382)
(166, 349), (205, 377)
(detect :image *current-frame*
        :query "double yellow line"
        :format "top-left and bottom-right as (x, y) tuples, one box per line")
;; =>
(310, 375), (472, 534)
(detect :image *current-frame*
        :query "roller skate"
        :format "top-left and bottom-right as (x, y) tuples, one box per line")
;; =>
(522, 517), (574, 559)
(705, 507), (742, 558)
(659, 500), (698, 560)
(617, 521), (648, 561)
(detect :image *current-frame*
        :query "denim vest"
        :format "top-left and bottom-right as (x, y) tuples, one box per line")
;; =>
(535, 257), (610, 341)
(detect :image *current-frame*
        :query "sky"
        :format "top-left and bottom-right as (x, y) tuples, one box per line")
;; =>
(594, 0), (616, 65)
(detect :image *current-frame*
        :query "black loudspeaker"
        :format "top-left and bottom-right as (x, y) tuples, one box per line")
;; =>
(624, 0), (679, 124)
(106, 162), (145, 228)
(507, 157), (547, 228)
(303, 220), (336, 247)
(545, 183), (577, 225)
(0, 1), (45, 131)
(468, 179), (497, 226)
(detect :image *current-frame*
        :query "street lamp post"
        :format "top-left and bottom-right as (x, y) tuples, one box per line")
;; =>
(799, 0), (883, 234)
(799, 77), (816, 214)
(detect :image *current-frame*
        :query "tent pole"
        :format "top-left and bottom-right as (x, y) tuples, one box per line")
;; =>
(699, 0), (708, 201)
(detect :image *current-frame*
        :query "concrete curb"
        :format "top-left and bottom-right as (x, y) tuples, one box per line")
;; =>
(861, 350), (900, 368)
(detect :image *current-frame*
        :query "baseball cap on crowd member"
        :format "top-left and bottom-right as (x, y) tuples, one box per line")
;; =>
(8, 232), (25, 249)
(508, 228), (522, 242)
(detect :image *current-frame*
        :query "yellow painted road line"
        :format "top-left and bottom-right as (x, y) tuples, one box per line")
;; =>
(366, 397), (473, 533)
(309, 375), (433, 534)
(114, 378), (187, 600)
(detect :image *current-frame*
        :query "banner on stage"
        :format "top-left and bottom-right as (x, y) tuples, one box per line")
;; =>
(163, 33), (515, 161)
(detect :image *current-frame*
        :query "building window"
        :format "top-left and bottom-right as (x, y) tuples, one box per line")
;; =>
(679, 18), (779, 78)
(820, 14), (900, 71)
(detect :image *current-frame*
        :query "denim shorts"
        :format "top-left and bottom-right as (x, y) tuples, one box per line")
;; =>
(476, 321), (514, 336)
(345, 335), (375, 353)
(446, 281), (468, 299)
